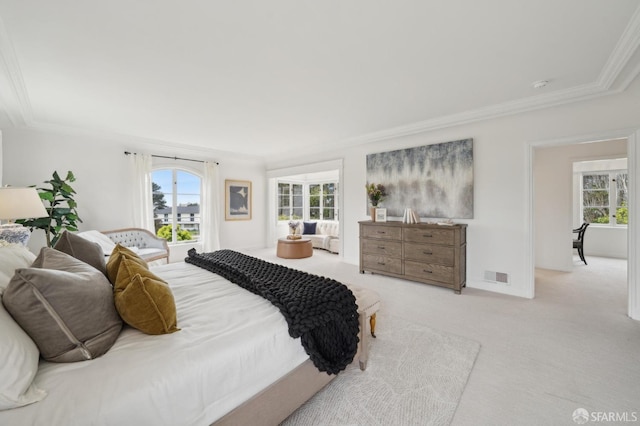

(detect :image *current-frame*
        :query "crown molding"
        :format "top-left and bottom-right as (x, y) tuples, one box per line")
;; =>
(598, 4), (640, 90)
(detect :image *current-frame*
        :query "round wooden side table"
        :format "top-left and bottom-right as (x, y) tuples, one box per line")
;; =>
(276, 237), (313, 259)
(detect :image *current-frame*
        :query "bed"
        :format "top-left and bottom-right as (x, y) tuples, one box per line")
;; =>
(0, 239), (371, 425)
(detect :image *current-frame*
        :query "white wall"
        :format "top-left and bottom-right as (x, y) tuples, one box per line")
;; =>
(0, 128), (267, 255)
(3, 78), (640, 299)
(534, 139), (628, 270)
(266, 76), (640, 298)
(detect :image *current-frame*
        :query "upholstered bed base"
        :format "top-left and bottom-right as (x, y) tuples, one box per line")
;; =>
(213, 358), (335, 425)
(214, 283), (381, 425)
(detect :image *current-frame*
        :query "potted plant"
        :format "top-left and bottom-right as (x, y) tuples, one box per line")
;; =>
(366, 183), (387, 221)
(18, 171), (82, 247)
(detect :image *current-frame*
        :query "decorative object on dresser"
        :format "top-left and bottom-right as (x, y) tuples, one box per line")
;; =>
(359, 220), (467, 294)
(365, 183), (387, 221)
(374, 208), (387, 222)
(0, 187), (48, 246)
(366, 139), (473, 219)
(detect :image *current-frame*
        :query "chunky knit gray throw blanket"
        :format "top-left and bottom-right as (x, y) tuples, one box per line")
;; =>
(186, 249), (359, 374)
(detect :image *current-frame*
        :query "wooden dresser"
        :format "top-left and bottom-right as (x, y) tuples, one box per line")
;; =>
(359, 221), (467, 294)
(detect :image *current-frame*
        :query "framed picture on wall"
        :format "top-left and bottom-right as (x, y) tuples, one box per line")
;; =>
(375, 208), (387, 222)
(225, 179), (252, 221)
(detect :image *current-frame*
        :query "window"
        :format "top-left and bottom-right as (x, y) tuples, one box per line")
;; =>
(278, 182), (303, 220)
(309, 182), (338, 220)
(277, 180), (339, 222)
(152, 169), (202, 243)
(581, 171), (628, 226)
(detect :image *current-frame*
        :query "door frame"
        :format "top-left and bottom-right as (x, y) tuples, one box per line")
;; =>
(525, 127), (639, 319)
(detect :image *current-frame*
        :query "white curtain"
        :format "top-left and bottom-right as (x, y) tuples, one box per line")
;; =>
(129, 153), (154, 232)
(200, 161), (221, 252)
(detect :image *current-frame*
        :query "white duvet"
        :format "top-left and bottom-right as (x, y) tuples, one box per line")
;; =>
(0, 262), (309, 426)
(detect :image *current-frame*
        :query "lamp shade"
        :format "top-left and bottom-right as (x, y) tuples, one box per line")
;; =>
(0, 187), (48, 221)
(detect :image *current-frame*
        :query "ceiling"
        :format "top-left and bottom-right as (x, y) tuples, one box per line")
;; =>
(1, 1), (639, 161)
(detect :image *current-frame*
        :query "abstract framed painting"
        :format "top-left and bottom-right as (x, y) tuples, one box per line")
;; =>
(225, 179), (252, 221)
(366, 138), (473, 219)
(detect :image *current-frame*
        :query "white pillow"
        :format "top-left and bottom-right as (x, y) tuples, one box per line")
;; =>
(0, 243), (46, 410)
(0, 243), (36, 292)
(77, 230), (117, 255)
(0, 303), (47, 410)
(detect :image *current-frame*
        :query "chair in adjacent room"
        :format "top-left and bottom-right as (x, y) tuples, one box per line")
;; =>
(572, 222), (589, 265)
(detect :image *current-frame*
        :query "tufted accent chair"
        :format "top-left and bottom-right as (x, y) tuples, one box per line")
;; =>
(101, 228), (170, 263)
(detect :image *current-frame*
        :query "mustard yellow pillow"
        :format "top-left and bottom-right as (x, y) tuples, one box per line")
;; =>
(106, 244), (147, 284)
(114, 257), (179, 335)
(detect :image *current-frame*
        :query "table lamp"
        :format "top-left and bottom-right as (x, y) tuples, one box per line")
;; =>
(0, 187), (48, 245)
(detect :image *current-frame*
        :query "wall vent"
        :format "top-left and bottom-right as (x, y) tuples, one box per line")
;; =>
(484, 270), (509, 284)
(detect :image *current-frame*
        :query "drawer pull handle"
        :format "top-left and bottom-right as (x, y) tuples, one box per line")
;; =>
(423, 234), (433, 238)
(378, 246), (386, 250)
(423, 251), (433, 255)
(423, 270), (433, 274)
(377, 231), (386, 234)
(377, 262), (386, 266)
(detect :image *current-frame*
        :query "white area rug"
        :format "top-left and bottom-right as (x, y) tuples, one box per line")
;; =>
(281, 315), (480, 426)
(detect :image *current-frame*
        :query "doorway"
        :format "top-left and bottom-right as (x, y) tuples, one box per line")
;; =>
(266, 159), (344, 257)
(527, 129), (639, 320)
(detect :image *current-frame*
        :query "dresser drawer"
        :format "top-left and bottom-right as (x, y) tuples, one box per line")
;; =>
(403, 227), (454, 245)
(362, 225), (402, 240)
(362, 254), (402, 274)
(404, 260), (453, 283)
(404, 243), (454, 266)
(362, 239), (402, 257)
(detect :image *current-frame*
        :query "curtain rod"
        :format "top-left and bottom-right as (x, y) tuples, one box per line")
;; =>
(124, 151), (219, 165)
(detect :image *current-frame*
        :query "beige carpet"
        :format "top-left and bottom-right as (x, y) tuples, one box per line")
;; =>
(281, 315), (480, 426)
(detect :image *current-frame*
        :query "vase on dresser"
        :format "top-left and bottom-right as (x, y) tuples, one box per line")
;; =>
(370, 206), (377, 222)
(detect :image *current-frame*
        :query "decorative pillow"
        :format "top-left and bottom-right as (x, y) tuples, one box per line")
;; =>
(53, 230), (106, 275)
(2, 248), (123, 363)
(114, 257), (179, 335)
(303, 221), (317, 235)
(76, 230), (117, 255)
(106, 244), (148, 284)
(0, 243), (36, 292)
(0, 244), (46, 410)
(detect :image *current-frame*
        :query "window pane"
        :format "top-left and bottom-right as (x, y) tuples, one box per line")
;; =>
(309, 208), (320, 219)
(278, 183), (290, 196)
(583, 190), (608, 207)
(292, 208), (303, 219)
(583, 174), (609, 190)
(584, 208), (609, 224)
(151, 170), (172, 236)
(176, 171), (200, 242)
(616, 173), (628, 224)
(309, 185), (320, 208)
(323, 208), (334, 220)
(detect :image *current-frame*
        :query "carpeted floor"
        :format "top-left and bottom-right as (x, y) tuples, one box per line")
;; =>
(281, 315), (480, 426)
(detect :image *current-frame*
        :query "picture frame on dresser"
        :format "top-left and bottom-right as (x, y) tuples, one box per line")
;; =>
(375, 208), (387, 222)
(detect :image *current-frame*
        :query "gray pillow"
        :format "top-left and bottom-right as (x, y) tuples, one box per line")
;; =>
(53, 230), (107, 275)
(2, 248), (122, 363)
